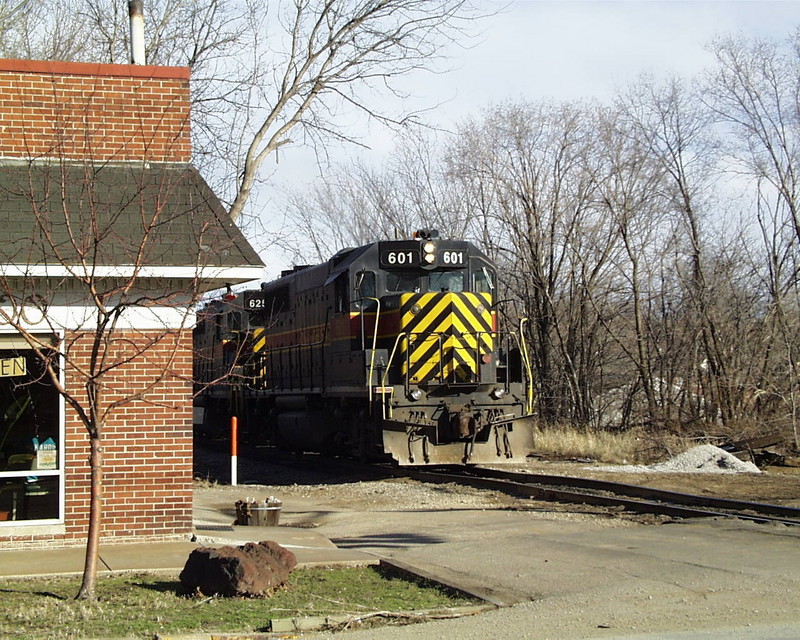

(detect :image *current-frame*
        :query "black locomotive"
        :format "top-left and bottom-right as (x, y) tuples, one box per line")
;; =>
(194, 231), (535, 465)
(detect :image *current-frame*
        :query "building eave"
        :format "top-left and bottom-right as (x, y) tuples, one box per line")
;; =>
(0, 264), (264, 286)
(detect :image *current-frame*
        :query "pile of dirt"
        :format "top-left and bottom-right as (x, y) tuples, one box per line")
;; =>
(594, 444), (762, 474)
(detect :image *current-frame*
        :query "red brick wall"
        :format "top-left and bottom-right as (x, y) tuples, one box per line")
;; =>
(64, 329), (194, 542)
(0, 57), (197, 548)
(0, 59), (190, 163)
(0, 329), (194, 546)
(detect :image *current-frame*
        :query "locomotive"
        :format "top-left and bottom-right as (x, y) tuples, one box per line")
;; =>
(194, 231), (535, 465)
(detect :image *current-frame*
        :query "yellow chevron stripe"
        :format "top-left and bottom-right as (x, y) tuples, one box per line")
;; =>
(407, 335), (441, 382)
(252, 327), (266, 353)
(402, 295), (452, 333)
(406, 329), (446, 374)
(400, 291), (495, 383)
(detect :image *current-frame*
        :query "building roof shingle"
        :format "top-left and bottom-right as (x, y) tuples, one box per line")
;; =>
(0, 161), (263, 271)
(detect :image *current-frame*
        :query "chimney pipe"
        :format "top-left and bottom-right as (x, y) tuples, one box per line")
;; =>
(129, 1), (146, 65)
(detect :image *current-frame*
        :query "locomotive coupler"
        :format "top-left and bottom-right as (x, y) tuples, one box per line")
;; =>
(405, 426), (430, 464)
(452, 411), (478, 440)
(494, 422), (514, 458)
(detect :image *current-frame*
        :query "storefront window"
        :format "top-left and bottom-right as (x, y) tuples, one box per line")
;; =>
(0, 337), (62, 524)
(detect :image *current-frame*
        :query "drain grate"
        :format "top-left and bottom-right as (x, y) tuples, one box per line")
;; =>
(195, 524), (235, 532)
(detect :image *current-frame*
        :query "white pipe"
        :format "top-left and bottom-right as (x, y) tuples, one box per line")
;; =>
(129, 1), (146, 65)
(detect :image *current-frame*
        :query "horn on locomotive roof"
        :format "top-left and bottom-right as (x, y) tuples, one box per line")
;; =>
(223, 283), (237, 301)
(413, 229), (439, 240)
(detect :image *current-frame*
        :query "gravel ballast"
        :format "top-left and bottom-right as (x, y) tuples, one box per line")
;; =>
(594, 444), (762, 474)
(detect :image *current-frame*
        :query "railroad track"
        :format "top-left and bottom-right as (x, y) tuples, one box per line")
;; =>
(392, 466), (800, 526)
(197, 440), (800, 526)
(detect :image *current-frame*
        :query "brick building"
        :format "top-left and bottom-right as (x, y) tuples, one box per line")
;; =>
(0, 59), (263, 546)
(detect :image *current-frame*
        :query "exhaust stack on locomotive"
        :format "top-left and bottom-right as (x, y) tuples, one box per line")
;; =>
(194, 232), (535, 465)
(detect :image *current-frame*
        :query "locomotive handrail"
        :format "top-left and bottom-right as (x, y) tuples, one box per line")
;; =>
(517, 318), (534, 414)
(380, 332), (408, 420)
(360, 297), (382, 414)
(388, 329), (525, 389)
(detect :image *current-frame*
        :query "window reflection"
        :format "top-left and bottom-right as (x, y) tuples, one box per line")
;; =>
(386, 272), (421, 293)
(429, 271), (464, 292)
(0, 475), (59, 521)
(0, 346), (61, 523)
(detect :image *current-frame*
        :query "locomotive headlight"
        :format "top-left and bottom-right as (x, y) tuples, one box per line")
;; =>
(490, 387), (507, 400)
(422, 240), (436, 264)
(408, 388), (424, 401)
(410, 304), (421, 315)
(476, 304), (486, 314)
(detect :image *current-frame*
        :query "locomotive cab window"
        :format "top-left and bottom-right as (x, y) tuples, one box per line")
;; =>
(385, 272), (421, 293)
(429, 270), (465, 293)
(334, 273), (349, 314)
(227, 311), (242, 333)
(472, 263), (495, 294)
(354, 271), (377, 310)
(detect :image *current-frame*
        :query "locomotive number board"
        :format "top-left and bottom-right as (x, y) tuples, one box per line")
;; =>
(242, 290), (266, 310)
(378, 241), (422, 268)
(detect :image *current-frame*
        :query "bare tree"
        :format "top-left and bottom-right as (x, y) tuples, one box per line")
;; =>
(448, 100), (611, 424)
(218, 0), (480, 222)
(705, 30), (800, 443)
(281, 129), (472, 263)
(0, 1), (483, 226)
(615, 75), (732, 426)
(706, 30), (800, 248)
(283, 160), (413, 262)
(0, 159), (252, 599)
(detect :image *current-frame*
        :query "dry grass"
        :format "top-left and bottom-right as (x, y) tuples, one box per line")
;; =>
(530, 417), (799, 465)
(530, 423), (693, 464)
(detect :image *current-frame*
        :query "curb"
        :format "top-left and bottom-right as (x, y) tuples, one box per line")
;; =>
(269, 603), (496, 634)
(376, 558), (529, 608)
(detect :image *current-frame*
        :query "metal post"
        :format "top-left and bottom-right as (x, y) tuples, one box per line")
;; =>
(230, 416), (238, 486)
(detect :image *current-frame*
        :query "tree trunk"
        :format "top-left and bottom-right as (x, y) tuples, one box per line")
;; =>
(76, 433), (103, 600)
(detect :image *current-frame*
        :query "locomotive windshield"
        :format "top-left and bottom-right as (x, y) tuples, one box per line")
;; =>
(383, 269), (472, 294)
(386, 272), (421, 293)
(429, 270), (464, 292)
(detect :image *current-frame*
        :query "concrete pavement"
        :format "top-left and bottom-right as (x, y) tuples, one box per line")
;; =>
(0, 488), (377, 579)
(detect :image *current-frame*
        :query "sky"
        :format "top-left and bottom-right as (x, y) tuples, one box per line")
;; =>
(441, 0), (799, 112)
(257, 0), (800, 275)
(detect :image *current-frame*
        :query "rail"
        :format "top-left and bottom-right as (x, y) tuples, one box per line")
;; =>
(393, 466), (800, 526)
